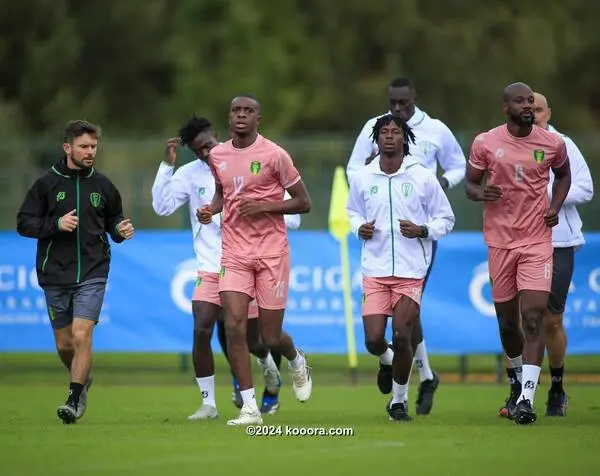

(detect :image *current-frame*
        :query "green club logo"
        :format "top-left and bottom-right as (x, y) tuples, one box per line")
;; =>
(195, 275), (203, 287)
(533, 149), (545, 164)
(56, 191), (66, 202)
(219, 266), (226, 279)
(370, 186), (378, 195)
(90, 192), (102, 208)
(197, 187), (206, 196)
(401, 182), (414, 197)
(250, 161), (261, 175)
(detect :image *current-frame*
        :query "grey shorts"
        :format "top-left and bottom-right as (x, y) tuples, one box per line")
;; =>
(548, 247), (575, 314)
(43, 279), (107, 330)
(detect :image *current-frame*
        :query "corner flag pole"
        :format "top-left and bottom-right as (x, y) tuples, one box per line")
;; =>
(328, 166), (358, 385)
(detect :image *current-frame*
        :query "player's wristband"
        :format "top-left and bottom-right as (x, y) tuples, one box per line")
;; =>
(57, 217), (63, 231)
(420, 226), (429, 239)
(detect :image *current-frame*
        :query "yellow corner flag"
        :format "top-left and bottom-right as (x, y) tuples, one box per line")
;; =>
(328, 166), (358, 384)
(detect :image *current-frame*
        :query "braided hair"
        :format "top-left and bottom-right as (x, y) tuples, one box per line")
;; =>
(370, 114), (415, 156)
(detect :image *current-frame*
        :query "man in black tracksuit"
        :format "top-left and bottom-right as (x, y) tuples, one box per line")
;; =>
(16, 120), (135, 424)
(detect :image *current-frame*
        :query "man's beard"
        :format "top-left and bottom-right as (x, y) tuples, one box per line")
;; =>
(511, 113), (534, 127)
(71, 156), (92, 169)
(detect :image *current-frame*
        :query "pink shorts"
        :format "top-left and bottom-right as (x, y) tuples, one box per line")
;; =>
(488, 242), (553, 303)
(192, 271), (258, 318)
(219, 253), (290, 310)
(362, 276), (424, 316)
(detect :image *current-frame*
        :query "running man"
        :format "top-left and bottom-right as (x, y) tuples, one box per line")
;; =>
(466, 82), (571, 425)
(152, 115), (299, 418)
(346, 77), (466, 414)
(17, 120), (135, 424)
(347, 114), (455, 421)
(199, 95), (312, 426)
(498, 92), (593, 417)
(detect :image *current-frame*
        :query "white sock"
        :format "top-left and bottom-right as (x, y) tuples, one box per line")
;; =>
(196, 376), (216, 408)
(258, 352), (276, 369)
(387, 341), (411, 403)
(240, 388), (259, 412)
(288, 349), (305, 370)
(508, 355), (523, 383)
(391, 379), (408, 405)
(519, 365), (541, 405)
(414, 340), (434, 382)
(379, 346), (393, 366)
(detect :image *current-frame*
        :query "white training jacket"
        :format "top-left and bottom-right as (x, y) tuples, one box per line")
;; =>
(152, 160), (301, 273)
(347, 157), (455, 279)
(547, 125), (594, 248)
(346, 106), (466, 188)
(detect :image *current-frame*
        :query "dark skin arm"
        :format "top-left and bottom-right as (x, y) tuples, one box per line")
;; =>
(545, 158), (571, 227)
(238, 179), (311, 217)
(196, 183), (223, 224)
(399, 220), (426, 238)
(358, 220), (375, 240)
(464, 164), (503, 202)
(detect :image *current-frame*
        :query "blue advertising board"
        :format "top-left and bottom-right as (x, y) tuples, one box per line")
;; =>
(1, 231), (599, 354)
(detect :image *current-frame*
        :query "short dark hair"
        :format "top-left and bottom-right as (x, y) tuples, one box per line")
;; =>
(232, 94), (261, 112)
(371, 114), (416, 156)
(178, 115), (212, 145)
(63, 120), (101, 143)
(389, 77), (415, 90)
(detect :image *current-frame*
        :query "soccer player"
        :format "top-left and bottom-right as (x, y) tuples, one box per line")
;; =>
(466, 82), (571, 425)
(152, 116), (299, 418)
(16, 120), (135, 424)
(347, 114), (455, 421)
(224, 206), (301, 415)
(497, 92), (593, 418)
(198, 95), (312, 426)
(346, 77), (465, 414)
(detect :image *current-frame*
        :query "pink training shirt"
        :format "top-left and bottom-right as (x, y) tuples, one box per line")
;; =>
(469, 124), (568, 249)
(209, 134), (301, 258)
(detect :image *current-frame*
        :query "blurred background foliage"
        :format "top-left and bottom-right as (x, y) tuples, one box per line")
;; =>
(1, 0), (597, 229)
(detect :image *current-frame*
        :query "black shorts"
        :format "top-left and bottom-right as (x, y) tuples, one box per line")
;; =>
(548, 247), (575, 314)
(43, 278), (107, 330)
(423, 240), (438, 291)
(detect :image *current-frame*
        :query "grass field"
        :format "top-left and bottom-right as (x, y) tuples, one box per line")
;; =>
(1, 353), (599, 476)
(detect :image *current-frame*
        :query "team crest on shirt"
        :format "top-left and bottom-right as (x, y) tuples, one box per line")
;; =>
(250, 161), (261, 175)
(89, 192), (102, 208)
(370, 186), (378, 195)
(495, 149), (504, 159)
(401, 182), (413, 197)
(420, 141), (434, 155)
(533, 149), (545, 164)
(197, 187), (206, 196)
(56, 191), (66, 202)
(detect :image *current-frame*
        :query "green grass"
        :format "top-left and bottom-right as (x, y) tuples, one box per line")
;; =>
(1, 353), (600, 475)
